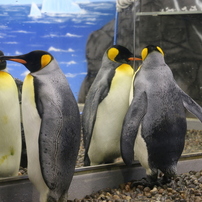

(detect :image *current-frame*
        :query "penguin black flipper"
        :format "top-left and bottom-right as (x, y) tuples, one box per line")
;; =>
(82, 68), (114, 165)
(177, 85), (202, 122)
(121, 91), (147, 165)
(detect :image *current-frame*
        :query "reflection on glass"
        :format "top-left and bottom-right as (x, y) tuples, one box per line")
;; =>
(136, 13), (202, 110)
(139, 0), (202, 12)
(184, 129), (202, 154)
(0, 0), (117, 179)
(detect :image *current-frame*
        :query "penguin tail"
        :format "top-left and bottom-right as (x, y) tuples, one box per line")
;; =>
(84, 153), (91, 166)
(47, 195), (57, 202)
(48, 190), (68, 202)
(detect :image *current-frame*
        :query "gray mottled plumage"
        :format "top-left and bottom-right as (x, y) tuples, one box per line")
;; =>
(121, 46), (202, 186)
(0, 51), (81, 202)
(32, 60), (81, 200)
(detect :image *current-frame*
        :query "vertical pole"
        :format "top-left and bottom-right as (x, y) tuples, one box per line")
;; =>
(133, 0), (137, 70)
(113, 10), (119, 45)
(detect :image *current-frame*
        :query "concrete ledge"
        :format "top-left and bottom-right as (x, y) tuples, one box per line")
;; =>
(187, 118), (202, 130)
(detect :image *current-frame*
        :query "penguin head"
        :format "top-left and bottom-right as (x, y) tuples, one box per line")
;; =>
(107, 45), (141, 63)
(141, 45), (164, 60)
(0, 51), (7, 71)
(0, 50), (54, 73)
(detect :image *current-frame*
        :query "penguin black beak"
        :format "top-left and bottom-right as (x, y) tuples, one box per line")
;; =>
(0, 56), (27, 64)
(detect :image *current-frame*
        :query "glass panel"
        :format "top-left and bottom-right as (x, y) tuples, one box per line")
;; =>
(0, 0), (202, 183)
(184, 129), (202, 154)
(0, 0), (117, 179)
(135, 14), (202, 109)
(139, 0), (202, 13)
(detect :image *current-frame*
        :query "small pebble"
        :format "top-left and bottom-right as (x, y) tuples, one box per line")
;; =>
(144, 187), (151, 192)
(150, 187), (158, 195)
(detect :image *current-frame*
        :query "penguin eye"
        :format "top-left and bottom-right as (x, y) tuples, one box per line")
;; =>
(41, 54), (52, 68)
(107, 48), (119, 62)
(141, 48), (148, 60)
(156, 46), (164, 56)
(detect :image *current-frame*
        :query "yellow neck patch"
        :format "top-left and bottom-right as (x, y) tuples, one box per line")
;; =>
(115, 64), (134, 75)
(41, 54), (52, 68)
(141, 48), (148, 61)
(156, 46), (164, 56)
(108, 48), (119, 62)
(23, 74), (36, 107)
(0, 71), (15, 89)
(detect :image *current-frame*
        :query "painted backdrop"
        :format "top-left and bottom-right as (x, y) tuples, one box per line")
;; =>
(0, 0), (116, 100)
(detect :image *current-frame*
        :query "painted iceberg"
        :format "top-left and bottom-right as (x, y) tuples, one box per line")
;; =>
(29, 2), (42, 17)
(41, 0), (83, 13)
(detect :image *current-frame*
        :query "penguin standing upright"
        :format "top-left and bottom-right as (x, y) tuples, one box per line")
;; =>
(0, 51), (81, 202)
(82, 45), (140, 166)
(121, 45), (202, 187)
(0, 51), (21, 177)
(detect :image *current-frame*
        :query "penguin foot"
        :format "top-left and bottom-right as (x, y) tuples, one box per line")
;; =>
(131, 178), (157, 188)
(131, 176), (172, 189)
(157, 175), (172, 186)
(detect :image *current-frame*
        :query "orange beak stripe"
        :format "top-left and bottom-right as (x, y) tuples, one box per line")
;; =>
(128, 57), (142, 61)
(9, 58), (27, 64)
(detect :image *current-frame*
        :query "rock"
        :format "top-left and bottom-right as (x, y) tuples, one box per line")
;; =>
(144, 186), (151, 192)
(124, 184), (131, 192)
(150, 187), (158, 195)
(158, 188), (165, 194)
(198, 176), (202, 183)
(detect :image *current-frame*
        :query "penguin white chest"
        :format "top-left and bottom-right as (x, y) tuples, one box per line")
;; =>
(88, 64), (134, 164)
(134, 125), (152, 175)
(0, 71), (21, 177)
(22, 74), (49, 201)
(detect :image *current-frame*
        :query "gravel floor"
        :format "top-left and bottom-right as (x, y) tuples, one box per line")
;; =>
(183, 129), (202, 154)
(73, 170), (202, 201)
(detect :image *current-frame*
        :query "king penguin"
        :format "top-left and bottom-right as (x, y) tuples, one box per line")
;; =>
(0, 51), (81, 202)
(82, 45), (140, 166)
(0, 51), (21, 177)
(121, 45), (202, 187)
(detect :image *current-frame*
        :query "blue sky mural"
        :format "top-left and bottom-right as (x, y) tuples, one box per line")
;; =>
(0, 0), (116, 100)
